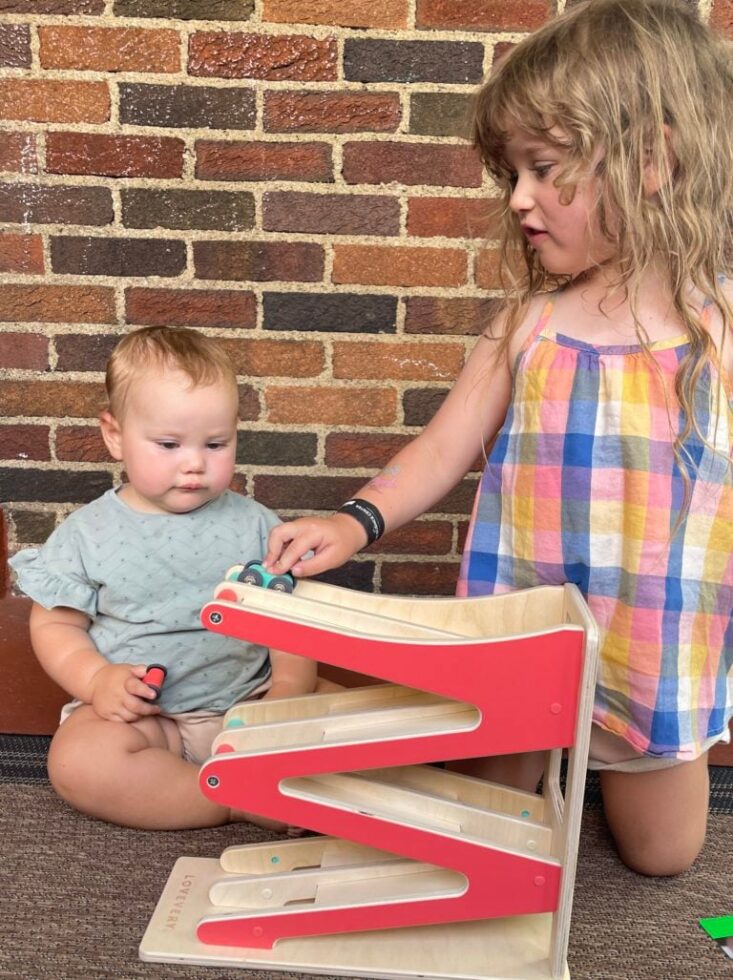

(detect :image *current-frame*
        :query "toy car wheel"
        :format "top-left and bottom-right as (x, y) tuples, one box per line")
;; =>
(268, 575), (294, 594)
(239, 567), (264, 587)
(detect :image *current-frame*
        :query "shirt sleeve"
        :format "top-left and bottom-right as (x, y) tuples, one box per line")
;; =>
(9, 520), (98, 618)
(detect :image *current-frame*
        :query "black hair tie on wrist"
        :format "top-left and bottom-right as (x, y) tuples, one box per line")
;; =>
(337, 498), (385, 547)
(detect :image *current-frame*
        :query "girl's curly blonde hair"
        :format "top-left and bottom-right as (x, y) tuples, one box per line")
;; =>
(473, 0), (733, 477)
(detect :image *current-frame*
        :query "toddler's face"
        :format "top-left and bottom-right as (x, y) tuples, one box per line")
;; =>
(103, 368), (238, 515)
(503, 126), (615, 277)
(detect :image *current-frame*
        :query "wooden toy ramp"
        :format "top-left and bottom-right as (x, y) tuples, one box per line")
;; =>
(141, 578), (598, 980)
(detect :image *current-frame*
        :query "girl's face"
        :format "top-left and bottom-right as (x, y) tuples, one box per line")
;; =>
(101, 368), (238, 515)
(503, 127), (615, 277)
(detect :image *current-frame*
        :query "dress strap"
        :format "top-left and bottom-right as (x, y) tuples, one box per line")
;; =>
(518, 297), (555, 354)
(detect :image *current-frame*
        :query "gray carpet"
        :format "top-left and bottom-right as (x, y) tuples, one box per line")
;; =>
(1, 752), (732, 979)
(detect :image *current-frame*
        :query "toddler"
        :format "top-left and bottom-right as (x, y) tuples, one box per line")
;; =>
(11, 326), (321, 830)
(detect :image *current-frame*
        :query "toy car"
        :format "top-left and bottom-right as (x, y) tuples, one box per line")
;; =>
(225, 560), (295, 593)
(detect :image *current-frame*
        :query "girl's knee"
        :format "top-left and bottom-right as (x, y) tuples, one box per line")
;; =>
(615, 830), (705, 877)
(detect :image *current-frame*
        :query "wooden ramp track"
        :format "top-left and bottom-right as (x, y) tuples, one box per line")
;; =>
(140, 579), (599, 980)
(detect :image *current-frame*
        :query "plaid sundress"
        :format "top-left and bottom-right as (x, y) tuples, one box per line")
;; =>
(457, 296), (733, 759)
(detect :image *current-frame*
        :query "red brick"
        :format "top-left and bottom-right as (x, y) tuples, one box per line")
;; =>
(0, 379), (105, 419)
(264, 92), (400, 133)
(266, 385), (396, 426)
(343, 141), (482, 188)
(333, 340), (464, 381)
(407, 196), (503, 239)
(39, 26), (180, 72)
(126, 287), (256, 329)
(333, 244), (466, 287)
(325, 431), (411, 468)
(0, 285), (115, 324)
(55, 425), (110, 462)
(0, 133), (37, 174)
(370, 520), (453, 555)
(0, 424), (50, 462)
(475, 248), (502, 289)
(0, 332), (49, 370)
(0, 80), (109, 124)
(380, 559), (460, 596)
(710, 0), (733, 34)
(189, 32), (337, 80)
(196, 139), (332, 182)
(416, 0), (550, 31)
(263, 0), (408, 29)
(46, 132), (184, 179)
(0, 234), (44, 274)
(220, 338), (324, 377)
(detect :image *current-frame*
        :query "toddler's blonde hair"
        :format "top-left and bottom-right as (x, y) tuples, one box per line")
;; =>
(105, 326), (238, 419)
(473, 0), (733, 466)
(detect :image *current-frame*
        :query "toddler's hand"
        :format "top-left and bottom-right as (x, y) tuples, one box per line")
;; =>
(89, 663), (162, 722)
(264, 514), (368, 578)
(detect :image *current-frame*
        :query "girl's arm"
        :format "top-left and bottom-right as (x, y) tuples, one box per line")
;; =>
(29, 602), (161, 722)
(266, 322), (514, 577)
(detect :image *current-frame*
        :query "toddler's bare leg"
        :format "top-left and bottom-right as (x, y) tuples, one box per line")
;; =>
(600, 753), (709, 876)
(447, 750), (545, 792)
(48, 704), (278, 830)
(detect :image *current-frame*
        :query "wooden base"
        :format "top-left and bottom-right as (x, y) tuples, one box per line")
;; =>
(140, 855), (570, 980)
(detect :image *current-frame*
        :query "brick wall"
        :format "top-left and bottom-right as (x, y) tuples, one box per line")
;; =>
(0, 0), (718, 595)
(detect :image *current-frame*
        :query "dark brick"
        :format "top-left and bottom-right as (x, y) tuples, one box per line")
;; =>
(55, 424), (110, 462)
(313, 561), (375, 592)
(380, 559), (460, 596)
(126, 287), (255, 329)
(253, 474), (363, 512)
(55, 333), (119, 373)
(114, 0), (254, 18)
(196, 139), (332, 182)
(236, 430), (317, 467)
(122, 188), (255, 231)
(264, 292), (397, 334)
(119, 83), (256, 131)
(264, 91), (400, 133)
(51, 237), (186, 278)
(405, 296), (500, 335)
(0, 184), (113, 226)
(263, 191), (399, 236)
(325, 432), (410, 468)
(0, 468), (112, 504)
(0, 24), (30, 67)
(402, 387), (448, 425)
(238, 385), (260, 421)
(189, 32), (337, 81)
(343, 141), (482, 188)
(410, 93), (473, 138)
(194, 240), (323, 283)
(344, 39), (483, 84)
(9, 508), (57, 544)
(0, 424), (50, 461)
(370, 520), (453, 555)
(0, 0), (103, 11)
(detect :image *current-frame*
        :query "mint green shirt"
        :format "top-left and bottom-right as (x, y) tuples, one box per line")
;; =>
(10, 489), (280, 713)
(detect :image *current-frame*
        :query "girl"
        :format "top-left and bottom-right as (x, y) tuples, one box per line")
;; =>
(265, 0), (733, 877)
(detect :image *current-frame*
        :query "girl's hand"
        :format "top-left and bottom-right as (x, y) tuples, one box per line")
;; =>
(264, 514), (368, 578)
(89, 663), (162, 722)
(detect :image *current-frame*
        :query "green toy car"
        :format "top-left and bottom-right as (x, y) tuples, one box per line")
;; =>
(226, 560), (295, 593)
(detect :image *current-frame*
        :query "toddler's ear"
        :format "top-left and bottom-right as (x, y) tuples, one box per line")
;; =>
(100, 411), (123, 461)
